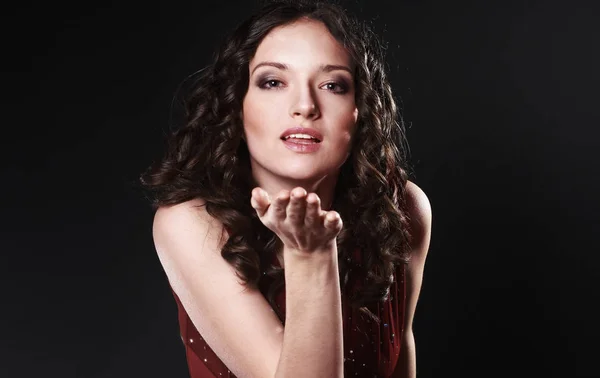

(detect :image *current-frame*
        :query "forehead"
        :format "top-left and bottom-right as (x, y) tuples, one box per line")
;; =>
(250, 19), (352, 68)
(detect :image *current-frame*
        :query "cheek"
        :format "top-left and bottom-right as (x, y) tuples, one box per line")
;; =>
(242, 97), (263, 136)
(242, 92), (278, 136)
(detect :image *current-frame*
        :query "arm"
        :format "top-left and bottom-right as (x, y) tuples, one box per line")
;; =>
(153, 199), (283, 378)
(276, 246), (344, 378)
(152, 198), (343, 378)
(393, 181), (433, 378)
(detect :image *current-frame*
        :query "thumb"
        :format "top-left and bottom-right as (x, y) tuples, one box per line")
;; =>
(252, 188), (271, 217)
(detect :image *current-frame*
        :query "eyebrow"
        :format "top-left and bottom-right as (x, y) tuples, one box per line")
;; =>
(251, 61), (353, 75)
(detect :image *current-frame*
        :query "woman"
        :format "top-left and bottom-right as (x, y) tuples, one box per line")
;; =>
(140, 1), (432, 377)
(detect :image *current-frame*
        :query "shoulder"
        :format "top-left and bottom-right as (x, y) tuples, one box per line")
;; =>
(151, 199), (286, 377)
(153, 197), (208, 229)
(404, 180), (432, 254)
(152, 198), (229, 257)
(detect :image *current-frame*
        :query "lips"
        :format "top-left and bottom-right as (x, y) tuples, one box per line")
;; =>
(280, 127), (323, 142)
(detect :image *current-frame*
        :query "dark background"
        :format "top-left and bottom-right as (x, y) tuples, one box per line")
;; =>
(2, 0), (598, 377)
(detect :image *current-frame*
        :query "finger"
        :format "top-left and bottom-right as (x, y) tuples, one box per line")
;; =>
(324, 211), (342, 230)
(287, 187), (307, 225)
(271, 190), (290, 219)
(251, 197), (267, 217)
(251, 188), (270, 217)
(252, 188), (268, 204)
(304, 193), (321, 227)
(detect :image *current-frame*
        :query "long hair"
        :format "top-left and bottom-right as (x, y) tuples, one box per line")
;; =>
(140, 0), (414, 323)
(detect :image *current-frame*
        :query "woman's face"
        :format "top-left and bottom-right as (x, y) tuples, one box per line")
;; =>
(242, 18), (359, 185)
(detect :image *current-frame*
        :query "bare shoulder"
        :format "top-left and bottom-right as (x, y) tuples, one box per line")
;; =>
(404, 180), (432, 254)
(150, 198), (284, 377)
(153, 197), (208, 231)
(395, 182), (432, 358)
(151, 197), (231, 299)
(152, 197), (228, 254)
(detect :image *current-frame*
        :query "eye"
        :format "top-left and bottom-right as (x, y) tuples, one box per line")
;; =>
(322, 82), (348, 94)
(259, 79), (284, 89)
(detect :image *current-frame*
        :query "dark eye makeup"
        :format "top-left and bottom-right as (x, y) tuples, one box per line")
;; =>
(254, 74), (351, 94)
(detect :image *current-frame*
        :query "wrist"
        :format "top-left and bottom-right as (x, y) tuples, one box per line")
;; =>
(283, 246), (341, 294)
(283, 243), (338, 272)
(283, 241), (337, 260)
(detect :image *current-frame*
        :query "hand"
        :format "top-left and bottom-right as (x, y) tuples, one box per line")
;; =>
(250, 187), (343, 253)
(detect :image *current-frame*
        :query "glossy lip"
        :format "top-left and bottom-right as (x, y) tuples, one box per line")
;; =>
(280, 127), (323, 142)
(282, 138), (322, 153)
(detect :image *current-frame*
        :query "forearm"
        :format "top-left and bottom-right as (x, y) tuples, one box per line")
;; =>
(274, 246), (344, 378)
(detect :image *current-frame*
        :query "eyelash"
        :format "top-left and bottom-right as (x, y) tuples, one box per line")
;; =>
(257, 79), (349, 94)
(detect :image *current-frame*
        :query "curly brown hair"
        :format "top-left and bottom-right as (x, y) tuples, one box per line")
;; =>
(140, 0), (414, 324)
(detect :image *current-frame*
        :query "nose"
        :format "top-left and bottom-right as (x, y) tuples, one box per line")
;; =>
(289, 87), (320, 120)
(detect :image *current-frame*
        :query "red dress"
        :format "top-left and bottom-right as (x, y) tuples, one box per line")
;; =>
(170, 248), (406, 377)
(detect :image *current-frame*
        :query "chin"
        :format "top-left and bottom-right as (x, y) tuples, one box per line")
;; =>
(277, 166), (324, 182)
(280, 155), (349, 178)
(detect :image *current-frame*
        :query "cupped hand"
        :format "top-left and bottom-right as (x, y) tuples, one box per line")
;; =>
(250, 187), (342, 253)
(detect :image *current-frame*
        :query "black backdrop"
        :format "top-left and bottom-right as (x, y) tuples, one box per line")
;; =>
(2, 1), (598, 377)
